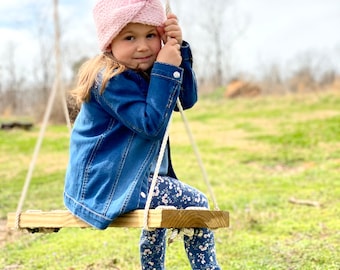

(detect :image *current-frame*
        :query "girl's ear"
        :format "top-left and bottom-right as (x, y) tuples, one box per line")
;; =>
(157, 26), (167, 45)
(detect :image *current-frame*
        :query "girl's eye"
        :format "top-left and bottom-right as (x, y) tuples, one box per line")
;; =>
(146, 33), (157, 39)
(124, 36), (135, 41)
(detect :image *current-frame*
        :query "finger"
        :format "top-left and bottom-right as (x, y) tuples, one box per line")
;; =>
(166, 13), (178, 21)
(165, 30), (181, 39)
(164, 18), (179, 26)
(166, 37), (178, 45)
(164, 21), (179, 31)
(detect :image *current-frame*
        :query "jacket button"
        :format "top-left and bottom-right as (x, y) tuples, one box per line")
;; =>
(173, 71), (180, 79)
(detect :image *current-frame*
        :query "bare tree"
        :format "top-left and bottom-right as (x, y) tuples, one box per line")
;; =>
(0, 1), (55, 117)
(286, 50), (338, 93)
(260, 64), (288, 95)
(1, 42), (26, 115)
(204, 0), (231, 86)
(31, 2), (55, 108)
(173, 0), (246, 91)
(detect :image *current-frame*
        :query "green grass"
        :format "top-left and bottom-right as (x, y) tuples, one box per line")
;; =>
(1, 91), (339, 269)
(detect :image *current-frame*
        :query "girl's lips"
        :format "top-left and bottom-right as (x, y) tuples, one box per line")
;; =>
(135, 55), (152, 61)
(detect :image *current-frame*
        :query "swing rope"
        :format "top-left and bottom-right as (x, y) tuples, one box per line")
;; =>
(142, 114), (173, 229)
(14, 79), (60, 229)
(143, 0), (219, 230)
(176, 99), (219, 212)
(142, 98), (219, 229)
(14, 0), (71, 229)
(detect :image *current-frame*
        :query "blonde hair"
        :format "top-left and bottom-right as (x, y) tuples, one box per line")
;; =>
(71, 52), (125, 105)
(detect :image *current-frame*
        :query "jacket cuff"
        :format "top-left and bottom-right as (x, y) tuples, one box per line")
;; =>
(152, 62), (184, 83)
(180, 40), (193, 63)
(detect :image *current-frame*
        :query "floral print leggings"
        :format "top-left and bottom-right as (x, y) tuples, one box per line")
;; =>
(140, 176), (221, 270)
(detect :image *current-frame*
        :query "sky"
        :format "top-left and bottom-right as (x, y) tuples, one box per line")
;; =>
(0, 0), (339, 82)
(234, 0), (340, 77)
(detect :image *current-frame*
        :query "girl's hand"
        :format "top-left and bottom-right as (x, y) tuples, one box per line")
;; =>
(156, 37), (182, 66)
(158, 13), (183, 45)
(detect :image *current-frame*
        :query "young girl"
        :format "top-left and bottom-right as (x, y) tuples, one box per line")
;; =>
(64, 0), (221, 269)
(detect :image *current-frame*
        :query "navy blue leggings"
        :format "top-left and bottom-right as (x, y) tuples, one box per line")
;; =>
(140, 176), (221, 269)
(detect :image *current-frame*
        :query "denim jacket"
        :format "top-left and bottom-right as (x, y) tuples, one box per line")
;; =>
(64, 41), (197, 229)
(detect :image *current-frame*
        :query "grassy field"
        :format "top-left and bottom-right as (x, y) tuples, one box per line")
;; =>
(1, 91), (339, 269)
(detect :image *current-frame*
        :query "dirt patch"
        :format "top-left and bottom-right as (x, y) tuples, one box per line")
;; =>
(0, 219), (25, 248)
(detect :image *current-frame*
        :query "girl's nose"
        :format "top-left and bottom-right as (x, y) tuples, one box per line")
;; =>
(137, 39), (148, 51)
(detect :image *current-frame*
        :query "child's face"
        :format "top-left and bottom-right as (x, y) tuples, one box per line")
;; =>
(111, 23), (162, 71)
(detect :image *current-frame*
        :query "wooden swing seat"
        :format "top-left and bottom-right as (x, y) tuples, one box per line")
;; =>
(7, 209), (229, 232)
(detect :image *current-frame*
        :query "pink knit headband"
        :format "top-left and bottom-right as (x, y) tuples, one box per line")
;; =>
(93, 0), (167, 52)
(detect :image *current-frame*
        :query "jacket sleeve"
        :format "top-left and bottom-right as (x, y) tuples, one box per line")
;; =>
(92, 64), (183, 140)
(175, 40), (198, 111)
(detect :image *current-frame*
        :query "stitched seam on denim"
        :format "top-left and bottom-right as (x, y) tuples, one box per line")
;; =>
(102, 131), (135, 215)
(80, 119), (114, 201)
(65, 193), (111, 221)
(119, 141), (158, 214)
(150, 73), (182, 83)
